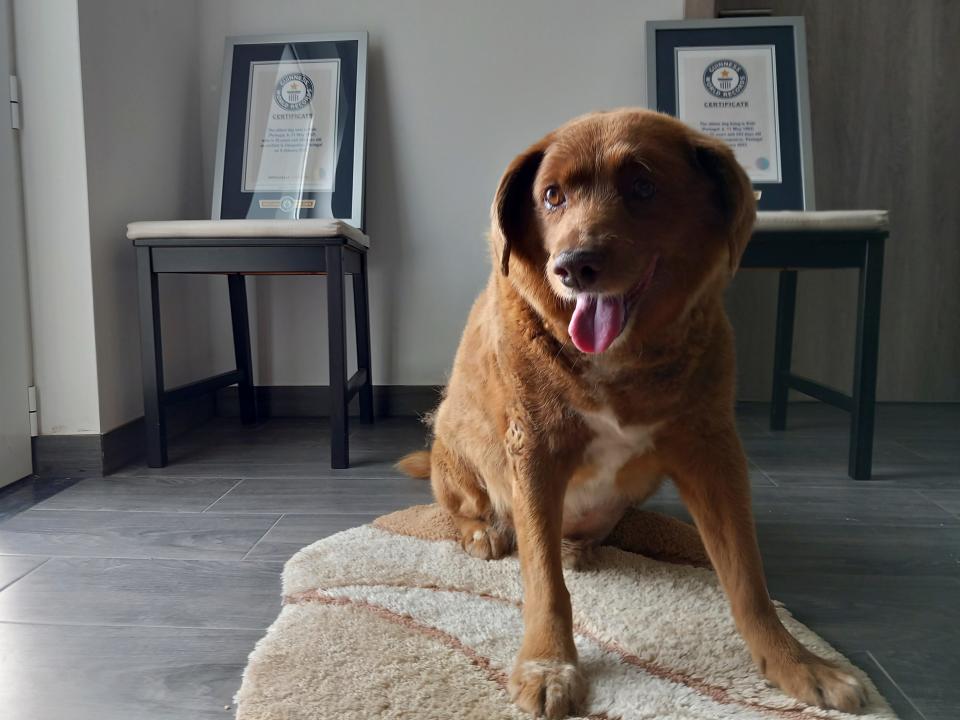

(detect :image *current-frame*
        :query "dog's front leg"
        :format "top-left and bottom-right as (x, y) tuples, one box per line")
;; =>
(665, 424), (867, 713)
(505, 419), (584, 719)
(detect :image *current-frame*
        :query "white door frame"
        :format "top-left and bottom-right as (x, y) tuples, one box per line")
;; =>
(0, 0), (34, 488)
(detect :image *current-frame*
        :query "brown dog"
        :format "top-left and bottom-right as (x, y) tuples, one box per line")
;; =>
(398, 109), (866, 718)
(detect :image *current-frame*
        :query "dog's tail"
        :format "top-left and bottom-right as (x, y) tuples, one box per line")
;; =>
(396, 450), (431, 480)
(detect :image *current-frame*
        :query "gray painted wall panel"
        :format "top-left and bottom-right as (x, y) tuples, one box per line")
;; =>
(719, 0), (960, 400)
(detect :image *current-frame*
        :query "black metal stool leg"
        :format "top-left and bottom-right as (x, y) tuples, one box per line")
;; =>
(326, 246), (349, 468)
(353, 252), (374, 424)
(228, 274), (258, 425)
(849, 238), (884, 480)
(136, 247), (168, 467)
(770, 270), (798, 431)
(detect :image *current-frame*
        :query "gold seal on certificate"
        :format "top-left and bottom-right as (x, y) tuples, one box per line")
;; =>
(676, 46), (781, 183)
(242, 59), (340, 193)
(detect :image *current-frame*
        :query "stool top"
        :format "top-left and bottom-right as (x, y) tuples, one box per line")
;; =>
(755, 210), (888, 234)
(127, 219), (370, 248)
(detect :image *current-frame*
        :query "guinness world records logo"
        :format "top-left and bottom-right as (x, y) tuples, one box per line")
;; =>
(703, 59), (747, 99)
(274, 72), (315, 111)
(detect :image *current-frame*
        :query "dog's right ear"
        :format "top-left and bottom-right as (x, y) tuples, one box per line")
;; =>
(492, 137), (550, 276)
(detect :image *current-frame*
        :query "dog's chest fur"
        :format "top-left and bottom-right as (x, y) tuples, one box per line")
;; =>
(562, 408), (658, 537)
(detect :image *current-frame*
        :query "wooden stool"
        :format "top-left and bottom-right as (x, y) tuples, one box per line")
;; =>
(129, 219), (373, 470)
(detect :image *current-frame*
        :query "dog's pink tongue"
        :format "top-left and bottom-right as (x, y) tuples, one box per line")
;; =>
(568, 295), (626, 354)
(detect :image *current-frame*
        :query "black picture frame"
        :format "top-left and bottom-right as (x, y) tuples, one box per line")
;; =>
(212, 32), (368, 228)
(646, 18), (814, 211)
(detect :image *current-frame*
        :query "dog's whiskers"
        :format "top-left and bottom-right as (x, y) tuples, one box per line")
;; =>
(570, 351), (583, 372)
(553, 339), (570, 363)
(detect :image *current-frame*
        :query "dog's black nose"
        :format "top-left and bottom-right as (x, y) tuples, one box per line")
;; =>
(553, 250), (602, 290)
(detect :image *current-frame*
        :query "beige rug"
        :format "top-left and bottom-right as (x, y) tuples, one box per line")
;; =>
(234, 504), (897, 720)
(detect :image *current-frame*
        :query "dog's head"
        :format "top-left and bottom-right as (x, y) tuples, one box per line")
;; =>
(492, 109), (755, 354)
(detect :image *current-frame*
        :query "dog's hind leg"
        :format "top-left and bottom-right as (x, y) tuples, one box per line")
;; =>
(430, 439), (514, 560)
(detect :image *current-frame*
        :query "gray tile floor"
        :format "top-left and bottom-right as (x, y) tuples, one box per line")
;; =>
(0, 403), (956, 720)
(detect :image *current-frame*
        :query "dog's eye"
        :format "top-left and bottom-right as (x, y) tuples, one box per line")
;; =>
(544, 185), (566, 209)
(632, 178), (655, 200)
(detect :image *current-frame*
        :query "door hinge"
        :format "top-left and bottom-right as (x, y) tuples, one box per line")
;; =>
(9, 75), (20, 130)
(27, 385), (37, 437)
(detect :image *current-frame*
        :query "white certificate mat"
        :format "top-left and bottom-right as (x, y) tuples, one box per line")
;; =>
(242, 59), (340, 193)
(676, 46), (781, 183)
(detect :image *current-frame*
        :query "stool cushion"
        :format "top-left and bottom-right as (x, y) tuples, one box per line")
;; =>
(755, 210), (888, 233)
(126, 219), (370, 248)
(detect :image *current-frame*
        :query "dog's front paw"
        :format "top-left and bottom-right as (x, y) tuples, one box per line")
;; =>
(460, 523), (513, 560)
(764, 650), (867, 713)
(508, 659), (585, 719)
(560, 539), (596, 571)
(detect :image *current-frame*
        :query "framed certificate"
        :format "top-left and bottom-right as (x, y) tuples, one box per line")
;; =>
(213, 33), (368, 227)
(646, 18), (814, 210)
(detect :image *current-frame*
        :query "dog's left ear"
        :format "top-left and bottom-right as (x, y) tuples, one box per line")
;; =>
(492, 136), (551, 276)
(691, 135), (757, 275)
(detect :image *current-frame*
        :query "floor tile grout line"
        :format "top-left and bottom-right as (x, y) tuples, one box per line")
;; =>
(201, 479), (245, 512)
(108, 471), (416, 478)
(241, 514), (287, 561)
(29, 507), (254, 514)
(7, 507), (389, 516)
(0, 618), (273, 632)
(752, 482), (959, 491)
(890, 439), (936, 462)
(0, 552), (285, 563)
(865, 650), (929, 720)
(0, 557), (52, 593)
(747, 458), (778, 487)
(752, 482), (960, 497)
(203, 509), (423, 516)
(107, 475), (412, 483)
(913, 489), (960, 520)
(8, 507), (409, 518)
(6, 507), (284, 519)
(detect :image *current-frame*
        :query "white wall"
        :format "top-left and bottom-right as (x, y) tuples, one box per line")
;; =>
(198, 0), (683, 387)
(78, 0), (234, 432)
(27, 1), (682, 436)
(14, 0), (101, 434)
